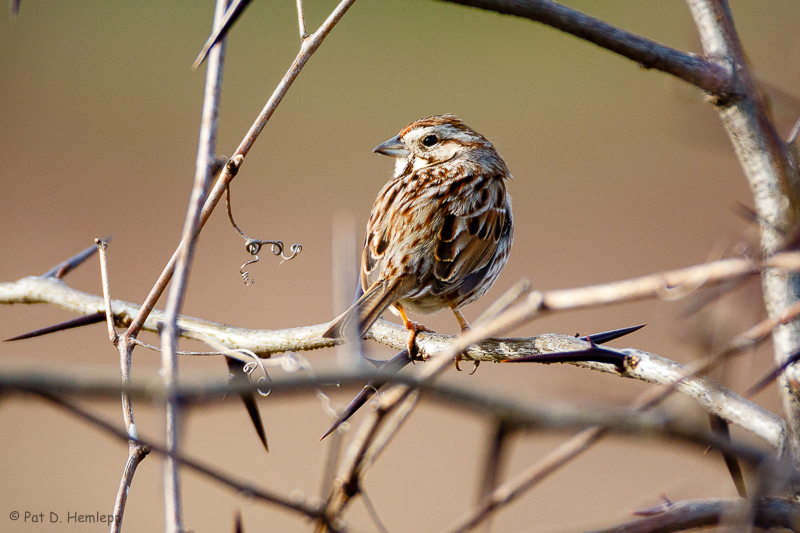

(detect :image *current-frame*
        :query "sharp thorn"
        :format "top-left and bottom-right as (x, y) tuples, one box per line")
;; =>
(4, 311), (107, 341)
(192, 0), (253, 70)
(42, 236), (113, 279)
(581, 324), (646, 345)
(226, 357), (268, 452)
(320, 349), (412, 441)
(503, 346), (627, 370)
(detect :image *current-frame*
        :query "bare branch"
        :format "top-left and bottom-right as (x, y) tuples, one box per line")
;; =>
(582, 497), (800, 533)
(0, 267), (788, 447)
(437, 0), (733, 95)
(158, 0), (231, 528)
(686, 0), (800, 476)
(445, 427), (604, 533)
(0, 370), (780, 470)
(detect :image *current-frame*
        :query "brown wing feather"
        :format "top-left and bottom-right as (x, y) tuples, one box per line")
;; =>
(432, 179), (507, 294)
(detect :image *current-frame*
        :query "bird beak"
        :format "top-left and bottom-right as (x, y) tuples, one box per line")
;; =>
(373, 135), (410, 158)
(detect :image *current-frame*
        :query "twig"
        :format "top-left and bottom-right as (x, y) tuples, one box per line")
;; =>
(437, 0), (734, 96)
(296, 0), (307, 39)
(444, 426), (605, 533)
(159, 0), (230, 528)
(96, 239), (117, 345)
(323, 392), (420, 527)
(473, 421), (514, 533)
(95, 239), (150, 533)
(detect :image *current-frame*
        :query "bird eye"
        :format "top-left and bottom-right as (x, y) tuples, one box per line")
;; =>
(422, 135), (438, 147)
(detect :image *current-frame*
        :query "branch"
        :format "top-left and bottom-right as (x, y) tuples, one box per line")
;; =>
(437, 0), (734, 95)
(583, 497), (800, 533)
(0, 370), (780, 468)
(686, 0), (800, 476)
(1, 255), (789, 447)
(158, 0), (231, 528)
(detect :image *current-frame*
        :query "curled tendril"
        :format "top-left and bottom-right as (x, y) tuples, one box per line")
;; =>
(226, 185), (303, 285)
(239, 240), (303, 284)
(242, 359), (272, 397)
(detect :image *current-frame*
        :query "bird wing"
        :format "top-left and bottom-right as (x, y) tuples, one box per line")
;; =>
(432, 176), (509, 298)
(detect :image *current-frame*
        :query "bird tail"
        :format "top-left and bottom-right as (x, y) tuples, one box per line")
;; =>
(323, 279), (398, 341)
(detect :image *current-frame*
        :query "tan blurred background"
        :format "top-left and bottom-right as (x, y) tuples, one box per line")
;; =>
(2, 1), (800, 531)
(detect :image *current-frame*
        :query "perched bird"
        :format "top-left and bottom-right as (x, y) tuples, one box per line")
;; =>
(323, 115), (513, 364)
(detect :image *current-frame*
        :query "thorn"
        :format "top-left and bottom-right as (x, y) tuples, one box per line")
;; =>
(233, 509), (244, 533)
(226, 357), (268, 452)
(319, 349), (412, 441)
(4, 311), (107, 342)
(191, 0), (254, 70)
(745, 348), (800, 397)
(709, 414), (747, 497)
(502, 344), (627, 371)
(581, 324), (646, 345)
(42, 236), (112, 279)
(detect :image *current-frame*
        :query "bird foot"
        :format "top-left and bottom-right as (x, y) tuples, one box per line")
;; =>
(454, 325), (479, 374)
(405, 320), (435, 361)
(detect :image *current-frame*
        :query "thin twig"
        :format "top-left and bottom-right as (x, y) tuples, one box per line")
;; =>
(95, 239), (117, 344)
(444, 426), (605, 533)
(159, 0), (231, 528)
(122, 0), (357, 341)
(95, 240), (149, 533)
(296, 0), (307, 39)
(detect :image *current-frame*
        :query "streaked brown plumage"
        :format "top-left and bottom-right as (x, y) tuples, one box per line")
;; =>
(323, 115), (513, 359)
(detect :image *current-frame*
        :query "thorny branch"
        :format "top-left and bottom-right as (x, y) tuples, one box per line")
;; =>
(1, 252), (790, 446)
(582, 497), (800, 533)
(96, 239), (151, 533)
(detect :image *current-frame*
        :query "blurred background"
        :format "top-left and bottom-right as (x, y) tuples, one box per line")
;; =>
(2, 1), (800, 531)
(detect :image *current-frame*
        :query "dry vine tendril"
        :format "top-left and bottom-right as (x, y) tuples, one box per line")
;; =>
(225, 185), (302, 284)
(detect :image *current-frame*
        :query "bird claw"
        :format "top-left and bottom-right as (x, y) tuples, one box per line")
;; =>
(454, 355), (480, 374)
(404, 320), (434, 361)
